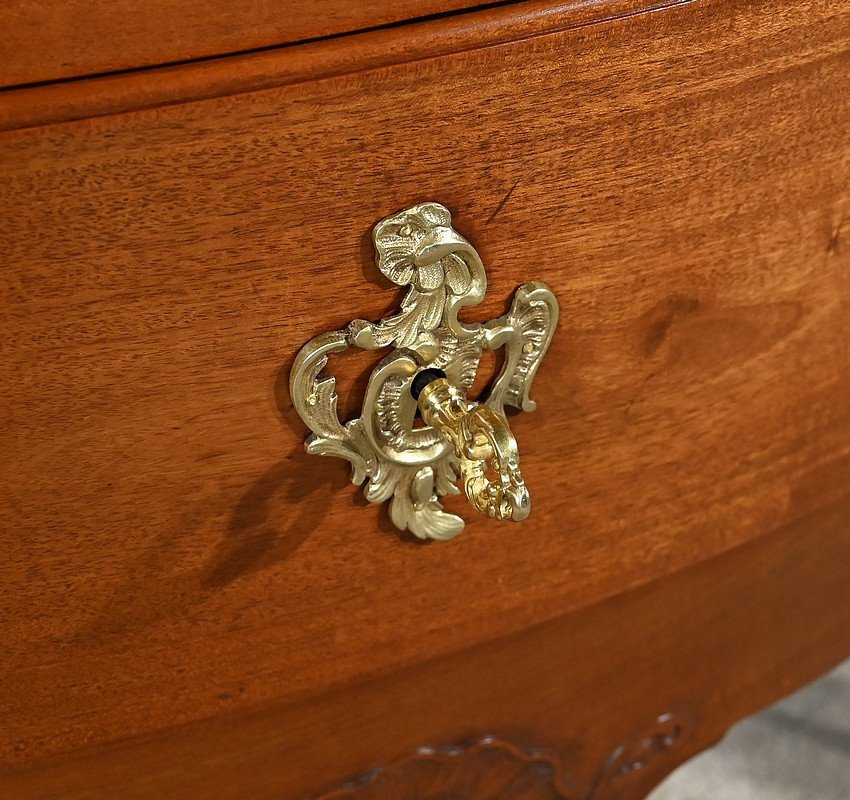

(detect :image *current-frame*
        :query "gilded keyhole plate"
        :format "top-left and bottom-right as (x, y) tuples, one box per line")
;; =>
(290, 202), (558, 541)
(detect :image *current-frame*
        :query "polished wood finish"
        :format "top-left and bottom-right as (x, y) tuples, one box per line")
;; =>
(3, 497), (849, 798)
(1, 0), (849, 795)
(0, 0), (488, 87)
(0, 0), (700, 131)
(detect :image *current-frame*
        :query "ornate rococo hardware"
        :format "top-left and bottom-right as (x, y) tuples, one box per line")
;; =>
(290, 202), (558, 541)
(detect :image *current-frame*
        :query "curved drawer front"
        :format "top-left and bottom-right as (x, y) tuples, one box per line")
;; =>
(1, 0), (849, 793)
(0, 0), (489, 86)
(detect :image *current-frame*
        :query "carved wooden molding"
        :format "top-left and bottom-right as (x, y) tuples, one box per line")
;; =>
(313, 735), (576, 800)
(312, 713), (694, 800)
(587, 712), (693, 799)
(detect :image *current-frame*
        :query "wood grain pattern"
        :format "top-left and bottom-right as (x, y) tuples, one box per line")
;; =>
(0, 0), (488, 87)
(2, 496), (849, 798)
(0, 0), (700, 131)
(0, 0), (849, 791)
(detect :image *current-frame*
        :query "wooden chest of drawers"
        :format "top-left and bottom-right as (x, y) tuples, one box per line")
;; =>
(1, 1), (849, 797)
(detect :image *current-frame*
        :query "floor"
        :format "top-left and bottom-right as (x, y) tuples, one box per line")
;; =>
(648, 659), (850, 800)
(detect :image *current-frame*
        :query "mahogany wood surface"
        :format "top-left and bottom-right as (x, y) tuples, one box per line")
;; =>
(0, 0), (705, 132)
(3, 495), (849, 798)
(1, 0), (849, 795)
(0, 0), (488, 87)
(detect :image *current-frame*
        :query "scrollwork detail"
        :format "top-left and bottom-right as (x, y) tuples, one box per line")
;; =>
(310, 713), (695, 800)
(289, 202), (558, 540)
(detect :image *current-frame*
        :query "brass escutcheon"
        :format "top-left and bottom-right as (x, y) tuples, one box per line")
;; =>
(290, 202), (558, 541)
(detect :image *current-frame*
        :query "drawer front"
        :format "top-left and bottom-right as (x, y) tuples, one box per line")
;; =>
(1, 0), (849, 794)
(0, 0), (487, 86)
